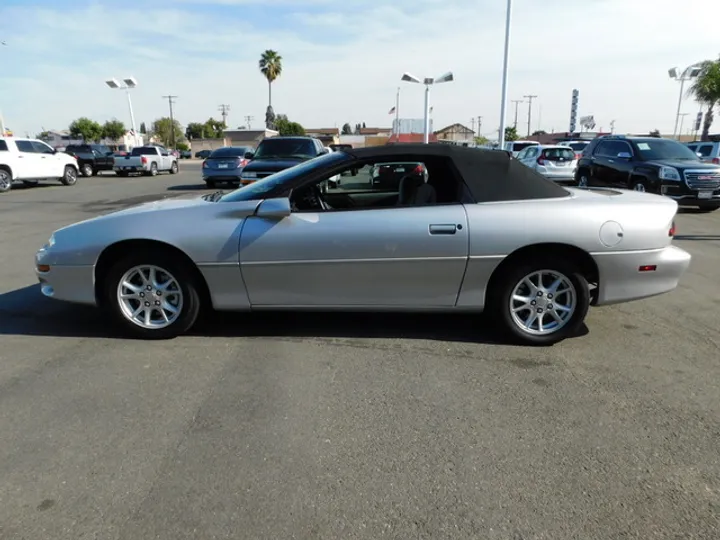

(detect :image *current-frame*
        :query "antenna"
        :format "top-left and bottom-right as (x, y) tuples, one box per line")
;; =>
(218, 104), (230, 126)
(161, 95), (178, 149)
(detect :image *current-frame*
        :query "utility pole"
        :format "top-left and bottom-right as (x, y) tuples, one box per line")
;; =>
(511, 99), (524, 129)
(218, 104), (230, 127)
(243, 115), (254, 129)
(470, 117), (476, 134)
(477, 116), (482, 137)
(609, 120), (616, 134)
(162, 95), (178, 149)
(523, 94), (537, 137)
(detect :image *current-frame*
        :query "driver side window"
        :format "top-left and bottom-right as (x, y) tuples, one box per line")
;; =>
(289, 157), (464, 213)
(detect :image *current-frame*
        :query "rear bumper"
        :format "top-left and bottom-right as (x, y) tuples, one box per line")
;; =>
(592, 245), (691, 306)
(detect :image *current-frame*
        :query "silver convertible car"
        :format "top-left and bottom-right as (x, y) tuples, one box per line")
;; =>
(35, 144), (691, 345)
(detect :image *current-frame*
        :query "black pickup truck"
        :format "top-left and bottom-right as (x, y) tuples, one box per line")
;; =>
(64, 144), (116, 177)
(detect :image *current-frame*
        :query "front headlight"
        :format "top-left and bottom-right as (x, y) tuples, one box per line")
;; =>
(659, 166), (681, 181)
(241, 172), (257, 179)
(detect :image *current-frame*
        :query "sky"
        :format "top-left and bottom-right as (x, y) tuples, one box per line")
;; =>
(0, 0), (717, 139)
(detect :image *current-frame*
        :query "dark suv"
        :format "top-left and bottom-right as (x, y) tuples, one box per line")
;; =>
(575, 135), (720, 211)
(239, 136), (328, 185)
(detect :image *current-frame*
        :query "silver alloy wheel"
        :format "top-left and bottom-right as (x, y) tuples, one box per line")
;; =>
(117, 265), (184, 330)
(633, 182), (646, 192)
(64, 166), (77, 184)
(578, 175), (588, 188)
(0, 170), (10, 192)
(82, 164), (93, 176)
(509, 269), (577, 336)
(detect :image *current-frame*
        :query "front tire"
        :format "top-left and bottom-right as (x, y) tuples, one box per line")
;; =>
(492, 258), (590, 345)
(60, 165), (78, 186)
(103, 252), (201, 339)
(0, 168), (11, 193)
(170, 161), (178, 174)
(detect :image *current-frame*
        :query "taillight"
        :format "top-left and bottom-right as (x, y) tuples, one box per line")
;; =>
(537, 157), (546, 165)
(235, 158), (245, 169)
(712, 157), (719, 164)
(669, 221), (676, 237)
(240, 158), (248, 167)
(202, 160), (208, 168)
(141, 156), (147, 164)
(575, 153), (581, 160)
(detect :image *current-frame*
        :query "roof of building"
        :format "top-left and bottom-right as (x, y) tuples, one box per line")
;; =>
(387, 133), (439, 143)
(435, 123), (474, 135)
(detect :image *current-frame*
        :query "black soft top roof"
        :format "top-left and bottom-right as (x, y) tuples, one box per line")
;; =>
(347, 144), (568, 202)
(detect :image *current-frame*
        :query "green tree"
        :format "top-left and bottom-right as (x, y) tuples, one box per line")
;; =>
(102, 119), (126, 141)
(341, 123), (352, 135)
(259, 49), (282, 128)
(185, 122), (206, 139)
(176, 142), (190, 152)
(274, 114), (305, 136)
(151, 117), (184, 147)
(140, 122), (147, 134)
(203, 117), (226, 138)
(687, 57), (720, 141)
(532, 130), (547, 136)
(474, 135), (489, 146)
(504, 126), (519, 142)
(69, 117), (103, 142)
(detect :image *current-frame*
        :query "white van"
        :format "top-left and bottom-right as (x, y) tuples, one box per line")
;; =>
(503, 140), (540, 157)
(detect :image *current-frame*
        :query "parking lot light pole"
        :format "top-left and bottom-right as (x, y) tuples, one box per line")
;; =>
(498, 0), (512, 150)
(401, 71), (454, 144)
(669, 65), (702, 139)
(105, 77), (139, 147)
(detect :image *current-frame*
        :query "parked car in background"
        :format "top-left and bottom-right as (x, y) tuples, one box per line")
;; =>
(0, 136), (79, 193)
(64, 143), (116, 177)
(202, 146), (254, 188)
(685, 141), (720, 164)
(558, 140), (591, 160)
(370, 162), (427, 189)
(516, 145), (577, 184)
(180, 150), (192, 159)
(504, 140), (539, 157)
(114, 145), (179, 177)
(330, 143), (359, 176)
(575, 135), (720, 211)
(239, 136), (328, 185)
(195, 150), (211, 159)
(35, 144), (691, 345)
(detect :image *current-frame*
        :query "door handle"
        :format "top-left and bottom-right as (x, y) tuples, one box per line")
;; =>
(429, 224), (457, 235)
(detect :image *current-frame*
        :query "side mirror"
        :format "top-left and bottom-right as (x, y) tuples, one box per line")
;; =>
(697, 152), (704, 158)
(244, 152), (254, 159)
(617, 152), (632, 159)
(255, 197), (291, 219)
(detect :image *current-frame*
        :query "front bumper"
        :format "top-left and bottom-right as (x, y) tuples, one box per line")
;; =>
(591, 245), (691, 306)
(35, 249), (96, 305)
(661, 181), (720, 207)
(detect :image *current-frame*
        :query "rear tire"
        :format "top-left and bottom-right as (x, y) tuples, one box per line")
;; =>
(81, 163), (93, 177)
(575, 168), (589, 188)
(60, 165), (78, 186)
(490, 257), (590, 346)
(146, 163), (158, 176)
(205, 179), (217, 188)
(103, 252), (202, 339)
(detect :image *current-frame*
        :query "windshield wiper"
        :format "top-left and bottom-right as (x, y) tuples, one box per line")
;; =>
(203, 190), (225, 202)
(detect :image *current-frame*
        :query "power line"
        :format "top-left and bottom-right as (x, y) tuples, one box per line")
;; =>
(243, 115), (254, 129)
(162, 95), (178, 149)
(219, 104), (230, 126)
(523, 94), (537, 137)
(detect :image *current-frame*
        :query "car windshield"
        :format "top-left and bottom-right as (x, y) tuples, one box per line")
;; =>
(635, 139), (700, 161)
(512, 142), (538, 152)
(565, 142), (589, 151)
(209, 147), (249, 158)
(253, 138), (316, 159)
(219, 151), (348, 202)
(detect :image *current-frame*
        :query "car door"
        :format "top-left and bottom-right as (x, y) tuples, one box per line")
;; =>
(31, 140), (63, 177)
(13, 140), (45, 179)
(589, 140), (622, 187)
(522, 146), (539, 169)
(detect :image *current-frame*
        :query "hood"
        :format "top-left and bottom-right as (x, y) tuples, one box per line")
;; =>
(645, 159), (720, 170)
(242, 158), (305, 173)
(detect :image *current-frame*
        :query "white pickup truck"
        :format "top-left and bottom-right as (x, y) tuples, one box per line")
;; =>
(114, 145), (179, 176)
(0, 136), (80, 193)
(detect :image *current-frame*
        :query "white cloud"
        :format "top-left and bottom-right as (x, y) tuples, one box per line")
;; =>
(0, 0), (717, 138)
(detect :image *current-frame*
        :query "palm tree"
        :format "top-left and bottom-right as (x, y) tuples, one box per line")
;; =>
(259, 50), (282, 128)
(687, 57), (720, 141)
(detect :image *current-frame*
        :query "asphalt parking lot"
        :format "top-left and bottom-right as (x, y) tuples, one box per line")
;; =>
(0, 161), (719, 539)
